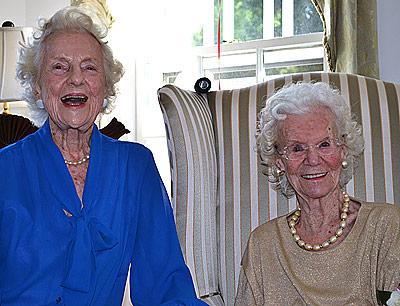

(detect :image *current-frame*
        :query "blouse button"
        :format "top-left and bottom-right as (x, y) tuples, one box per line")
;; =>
(56, 296), (62, 304)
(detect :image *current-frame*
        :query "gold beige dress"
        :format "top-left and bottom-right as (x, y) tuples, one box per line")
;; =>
(235, 202), (400, 306)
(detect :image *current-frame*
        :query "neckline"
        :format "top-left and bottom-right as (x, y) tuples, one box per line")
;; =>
(37, 119), (102, 215)
(280, 198), (365, 255)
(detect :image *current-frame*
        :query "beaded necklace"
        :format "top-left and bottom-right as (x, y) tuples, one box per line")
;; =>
(64, 154), (90, 166)
(288, 192), (350, 251)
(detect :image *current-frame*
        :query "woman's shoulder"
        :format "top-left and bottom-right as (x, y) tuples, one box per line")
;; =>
(248, 215), (287, 244)
(0, 144), (17, 173)
(101, 135), (153, 159)
(359, 200), (400, 228)
(0, 132), (34, 161)
(360, 201), (400, 217)
(0, 142), (18, 158)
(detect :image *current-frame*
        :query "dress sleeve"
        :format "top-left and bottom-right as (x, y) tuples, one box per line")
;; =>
(234, 231), (264, 306)
(376, 205), (400, 291)
(129, 150), (207, 306)
(235, 268), (258, 306)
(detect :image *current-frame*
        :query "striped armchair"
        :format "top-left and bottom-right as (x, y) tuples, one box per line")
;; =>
(157, 73), (400, 306)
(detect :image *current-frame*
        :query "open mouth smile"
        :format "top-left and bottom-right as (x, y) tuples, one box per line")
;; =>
(60, 94), (88, 106)
(301, 172), (327, 179)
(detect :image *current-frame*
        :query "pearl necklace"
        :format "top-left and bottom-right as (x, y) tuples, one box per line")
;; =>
(288, 192), (350, 251)
(64, 154), (90, 166)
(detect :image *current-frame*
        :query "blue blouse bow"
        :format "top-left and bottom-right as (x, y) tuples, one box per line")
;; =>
(62, 214), (118, 292)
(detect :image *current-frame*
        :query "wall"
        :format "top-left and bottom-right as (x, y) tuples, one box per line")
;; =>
(25, 0), (68, 27)
(0, 0), (68, 27)
(0, 0), (26, 26)
(377, 0), (400, 83)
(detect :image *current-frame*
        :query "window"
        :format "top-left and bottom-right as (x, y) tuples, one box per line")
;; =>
(204, 0), (323, 42)
(169, 0), (324, 90)
(106, 0), (325, 197)
(196, 33), (324, 90)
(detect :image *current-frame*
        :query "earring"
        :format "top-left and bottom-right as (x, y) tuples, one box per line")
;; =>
(103, 98), (108, 108)
(276, 168), (285, 176)
(341, 160), (349, 169)
(36, 99), (44, 109)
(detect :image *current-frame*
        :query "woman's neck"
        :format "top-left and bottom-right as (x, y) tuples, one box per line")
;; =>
(295, 189), (343, 234)
(50, 120), (92, 162)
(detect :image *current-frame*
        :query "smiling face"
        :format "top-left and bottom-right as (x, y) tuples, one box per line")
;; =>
(276, 107), (346, 200)
(36, 31), (106, 132)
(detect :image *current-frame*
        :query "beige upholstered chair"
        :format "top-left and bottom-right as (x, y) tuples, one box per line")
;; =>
(157, 72), (400, 306)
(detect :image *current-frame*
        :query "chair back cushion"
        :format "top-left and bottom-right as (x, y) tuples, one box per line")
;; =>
(158, 85), (220, 300)
(207, 72), (400, 305)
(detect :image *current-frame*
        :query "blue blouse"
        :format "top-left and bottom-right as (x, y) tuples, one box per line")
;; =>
(0, 121), (206, 306)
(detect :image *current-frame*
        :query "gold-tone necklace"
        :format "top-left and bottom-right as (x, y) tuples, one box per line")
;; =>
(288, 192), (350, 251)
(64, 154), (90, 166)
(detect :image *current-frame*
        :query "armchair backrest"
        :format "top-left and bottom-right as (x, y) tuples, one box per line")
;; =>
(158, 72), (400, 305)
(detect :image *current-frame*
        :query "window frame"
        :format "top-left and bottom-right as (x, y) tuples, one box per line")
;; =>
(194, 32), (325, 86)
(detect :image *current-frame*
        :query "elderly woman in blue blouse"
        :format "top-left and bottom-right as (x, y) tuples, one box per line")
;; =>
(235, 82), (400, 305)
(0, 7), (206, 306)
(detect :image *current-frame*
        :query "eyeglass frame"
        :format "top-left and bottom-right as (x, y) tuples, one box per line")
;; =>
(276, 137), (344, 161)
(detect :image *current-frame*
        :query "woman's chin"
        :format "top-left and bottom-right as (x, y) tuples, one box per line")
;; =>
(297, 185), (341, 200)
(51, 117), (94, 132)
(67, 120), (94, 131)
(293, 174), (341, 200)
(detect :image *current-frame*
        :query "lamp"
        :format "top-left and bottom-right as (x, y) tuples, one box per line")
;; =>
(0, 22), (32, 114)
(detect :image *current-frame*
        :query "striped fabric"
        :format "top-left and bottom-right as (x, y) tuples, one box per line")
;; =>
(158, 85), (220, 301)
(158, 73), (400, 306)
(203, 295), (225, 306)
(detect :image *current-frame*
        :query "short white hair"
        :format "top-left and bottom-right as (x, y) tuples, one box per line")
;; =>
(16, 6), (124, 126)
(256, 81), (364, 198)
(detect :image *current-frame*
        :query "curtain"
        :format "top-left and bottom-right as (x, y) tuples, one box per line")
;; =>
(311, 0), (379, 78)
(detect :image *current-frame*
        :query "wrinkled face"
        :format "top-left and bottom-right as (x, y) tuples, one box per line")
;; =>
(36, 32), (106, 132)
(276, 107), (346, 200)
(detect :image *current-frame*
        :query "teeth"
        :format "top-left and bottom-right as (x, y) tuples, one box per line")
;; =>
(302, 173), (326, 179)
(61, 95), (88, 103)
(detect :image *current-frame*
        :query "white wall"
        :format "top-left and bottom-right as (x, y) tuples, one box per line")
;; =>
(0, 0), (68, 27)
(0, 0), (26, 26)
(377, 0), (400, 83)
(25, 0), (68, 27)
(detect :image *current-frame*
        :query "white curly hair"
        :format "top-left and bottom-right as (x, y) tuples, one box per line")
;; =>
(256, 81), (364, 198)
(16, 6), (124, 126)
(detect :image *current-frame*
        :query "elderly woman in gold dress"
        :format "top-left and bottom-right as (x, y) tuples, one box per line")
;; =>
(235, 82), (400, 305)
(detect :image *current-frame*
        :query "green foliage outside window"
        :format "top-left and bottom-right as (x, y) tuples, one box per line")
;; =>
(294, 0), (323, 35)
(274, 0), (282, 37)
(193, 28), (203, 46)
(192, 0), (322, 46)
(265, 63), (323, 76)
(234, 0), (263, 41)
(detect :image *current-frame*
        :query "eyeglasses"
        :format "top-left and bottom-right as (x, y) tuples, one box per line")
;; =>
(278, 138), (342, 160)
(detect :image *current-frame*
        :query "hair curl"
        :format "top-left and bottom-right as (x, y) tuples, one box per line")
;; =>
(16, 6), (124, 126)
(256, 82), (364, 198)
